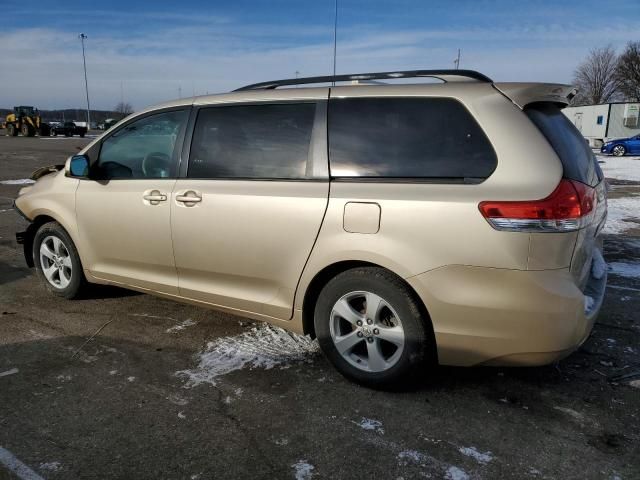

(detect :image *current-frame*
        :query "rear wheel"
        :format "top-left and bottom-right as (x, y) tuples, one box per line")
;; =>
(7, 124), (16, 136)
(314, 267), (434, 389)
(33, 222), (87, 299)
(612, 144), (626, 157)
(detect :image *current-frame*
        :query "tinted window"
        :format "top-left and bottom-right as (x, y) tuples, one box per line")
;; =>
(328, 97), (497, 180)
(525, 104), (600, 186)
(188, 103), (316, 179)
(95, 110), (186, 179)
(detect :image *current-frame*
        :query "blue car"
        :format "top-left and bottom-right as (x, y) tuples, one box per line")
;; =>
(601, 134), (640, 156)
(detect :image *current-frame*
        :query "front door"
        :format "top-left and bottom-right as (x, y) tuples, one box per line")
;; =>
(76, 109), (188, 294)
(171, 100), (329, 319)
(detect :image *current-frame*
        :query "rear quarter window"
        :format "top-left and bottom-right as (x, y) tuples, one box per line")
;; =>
(525, 104), (601, 186)
(328, 97), (497, 182)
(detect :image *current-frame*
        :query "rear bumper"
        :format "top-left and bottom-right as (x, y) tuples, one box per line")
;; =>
(406, 263), (606, 367)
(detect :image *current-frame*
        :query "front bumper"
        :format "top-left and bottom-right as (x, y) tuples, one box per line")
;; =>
(13, 201), (34, 267)
(406, 263), (606, 367)
(600, 145), (612, 154)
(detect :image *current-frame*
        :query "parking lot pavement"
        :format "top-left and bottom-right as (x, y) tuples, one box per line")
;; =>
(0, 135), (639, 479)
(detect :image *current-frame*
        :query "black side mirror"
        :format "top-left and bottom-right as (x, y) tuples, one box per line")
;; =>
(69, 154), (89, 178)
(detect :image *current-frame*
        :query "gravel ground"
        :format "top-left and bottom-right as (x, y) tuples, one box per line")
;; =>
(0, 135), (638, 480)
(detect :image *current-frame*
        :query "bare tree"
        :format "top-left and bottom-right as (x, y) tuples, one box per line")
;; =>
(572, 45), (620, 105)
(616, 41), (640, 101)
(114, 102), (134, 118)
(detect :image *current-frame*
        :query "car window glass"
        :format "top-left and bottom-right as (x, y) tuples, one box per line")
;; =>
(328, 97), (497, 181)
(188, 103), (316, 179)
(95, 110), (186, 179)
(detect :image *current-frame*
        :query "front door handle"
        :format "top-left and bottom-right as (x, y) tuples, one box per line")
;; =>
(175, 191), (202, 206)
(143, 190), (167, 205)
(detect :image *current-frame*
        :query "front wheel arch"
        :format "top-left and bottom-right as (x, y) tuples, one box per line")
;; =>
(301, 261), (437, 364)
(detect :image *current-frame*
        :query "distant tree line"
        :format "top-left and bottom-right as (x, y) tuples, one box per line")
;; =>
(0, 103), (134, 124)
(572, 41), (640, 105)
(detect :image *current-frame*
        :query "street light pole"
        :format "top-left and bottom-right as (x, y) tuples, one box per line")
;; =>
(79, 33), (91, 129)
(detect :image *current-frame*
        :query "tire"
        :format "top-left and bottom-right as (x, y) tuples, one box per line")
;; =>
(65, 132), (71, 137)
(52, 130), (58, 136)
(7, 124), (16, 136)
(33, 222), (87, 299)
(79, 132), (85, 138)
(314, 267), (435, 389)
(612, 144), (626, 157)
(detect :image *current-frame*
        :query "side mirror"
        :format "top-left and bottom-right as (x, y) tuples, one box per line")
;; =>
(69, 154), (89, 178)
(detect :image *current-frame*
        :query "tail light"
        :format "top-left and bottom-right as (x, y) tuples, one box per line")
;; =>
(479, 179), (596, 232)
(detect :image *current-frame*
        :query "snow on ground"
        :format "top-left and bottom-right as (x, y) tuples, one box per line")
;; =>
(604, 196), (640, 235)
(458, 446), (494, 465)
(292, 460), (315, 480)
(608, 261), (640, 279)
(353, 417), (385, 434)
(597, 154), (640, 182)
(176, 323), (318, 387)
(165, 319), (197, 333)
(0, 178), (34, 185)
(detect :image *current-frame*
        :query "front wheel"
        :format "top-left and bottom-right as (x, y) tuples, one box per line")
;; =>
(314, 267), (435, 389)
(612, 144), (626, 157)
(33, 222), (87, 298)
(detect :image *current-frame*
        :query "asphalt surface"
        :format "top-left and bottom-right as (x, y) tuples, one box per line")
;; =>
(0, 134), (639, 480)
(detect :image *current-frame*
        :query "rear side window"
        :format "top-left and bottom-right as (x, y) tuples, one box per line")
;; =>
(328, 97), (497, 181)
(525, 104), (601, 186)
(188, 103), (316, 179)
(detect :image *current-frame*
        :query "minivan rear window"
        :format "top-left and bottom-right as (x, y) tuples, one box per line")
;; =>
(328, 97), (497, 181)
(525, 104), (601, 186)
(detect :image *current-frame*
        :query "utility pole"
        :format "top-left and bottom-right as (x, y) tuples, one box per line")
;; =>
(295, 70), (300, 87)
(178, 86), (182, 99)
(79, 33), (91, 128)
(454, 48), (461, 69)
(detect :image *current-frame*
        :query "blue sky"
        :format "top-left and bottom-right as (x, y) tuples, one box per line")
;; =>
(2, 0), (639, 110)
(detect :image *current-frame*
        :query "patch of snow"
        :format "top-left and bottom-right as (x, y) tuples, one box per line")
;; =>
(445, 466), (469, 480)
(604, 197), (640, 235)
(608, 262), (640, 278)
(166, 318), (197, 333)
(56, 374), (72, 382)
(223, 395), (232, 404)
(234, 388), (243, 397)
(629, 379), (640, 389)
(176, 323), (318, 387)
(598, 155), (640, 182)
(458, 446), (493, 465)
(292, 460), (314, 480)
(529, 467), (542, 476)
(166, 393), (189, 406)
(178, 411), (186, 419)
(591, 249), (607, 279)
(275, 438), (289, 446)
(0, 178), (35, 185)
(39, 461), (61, 472)
(109, 370), (118, 375)
(0, 368), (19, 377)
(353, 417), (385, 434)
(397, 450), (429, 466)
(127, 376), (136, 382)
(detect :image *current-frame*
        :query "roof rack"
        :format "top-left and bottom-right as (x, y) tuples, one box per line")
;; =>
(234, 69), (492, 92)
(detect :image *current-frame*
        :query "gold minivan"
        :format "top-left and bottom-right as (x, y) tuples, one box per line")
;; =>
(14, 70), (608, 387)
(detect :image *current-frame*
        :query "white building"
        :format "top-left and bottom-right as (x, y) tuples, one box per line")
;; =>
(563, 102), (640, 147)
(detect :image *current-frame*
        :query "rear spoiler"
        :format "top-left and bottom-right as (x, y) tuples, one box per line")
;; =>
(493, 83), (577, 109)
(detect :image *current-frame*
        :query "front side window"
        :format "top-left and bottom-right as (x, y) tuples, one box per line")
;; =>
(94, 109), (186, 179)
(328, 97), (497, 180)
(188, 103), (316, 179)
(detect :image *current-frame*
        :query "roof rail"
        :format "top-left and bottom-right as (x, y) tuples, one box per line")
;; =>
(233, 69), (493, 91)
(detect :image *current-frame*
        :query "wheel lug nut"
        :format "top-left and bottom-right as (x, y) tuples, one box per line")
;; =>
(373, 328), (379, 335)
(357, 331), (363, 338)
(356, 320), (363, 326)
(367, 319), (373, 325)
(367, 337), (374, 343)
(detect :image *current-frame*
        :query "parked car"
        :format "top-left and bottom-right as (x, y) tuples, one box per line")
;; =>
(600, 134), (640, 156)
(14, 70), (608, 388)
(51, 122), (87, 138)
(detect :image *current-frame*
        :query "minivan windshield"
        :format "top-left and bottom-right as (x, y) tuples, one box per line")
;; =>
(525, 103), (602, 186)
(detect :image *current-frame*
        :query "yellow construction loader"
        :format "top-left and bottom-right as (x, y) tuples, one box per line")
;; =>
(4, 106), (50, 137)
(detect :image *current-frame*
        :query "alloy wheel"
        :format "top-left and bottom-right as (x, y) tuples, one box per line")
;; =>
(39, 235), (72, 289)
(329, 291), (405, 373)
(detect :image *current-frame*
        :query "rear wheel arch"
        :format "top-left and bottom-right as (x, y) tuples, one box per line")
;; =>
(301, 261), (436, 359)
